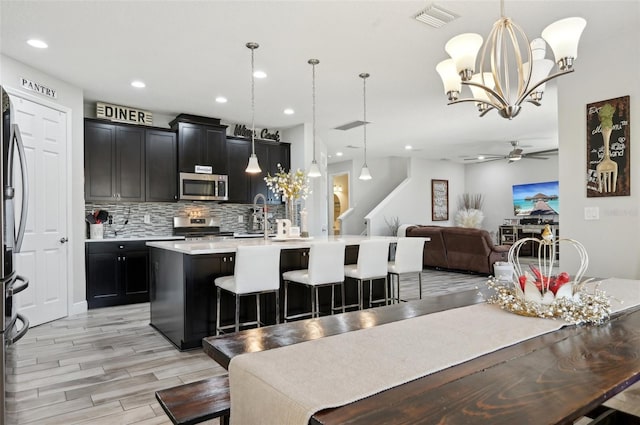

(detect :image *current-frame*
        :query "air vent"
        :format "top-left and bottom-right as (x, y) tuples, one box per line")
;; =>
(334, 120), (369, 131)
(345, 145), (361, 149)
(414, 4), (459, 28)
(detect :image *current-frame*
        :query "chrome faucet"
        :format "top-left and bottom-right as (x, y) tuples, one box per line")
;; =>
(252, 193), (269, 240)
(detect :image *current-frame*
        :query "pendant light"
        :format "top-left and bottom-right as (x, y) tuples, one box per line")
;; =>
(245, 42), (261, 174)
(359, 73), (372, 181)
(307, 59), (321, 178)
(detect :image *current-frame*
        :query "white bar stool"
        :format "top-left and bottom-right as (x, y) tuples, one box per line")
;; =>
(283, 241), (346, 320)
(388, 237), (426, 302)
(344, 239), (390, 309)
(214, 245), (281, 334)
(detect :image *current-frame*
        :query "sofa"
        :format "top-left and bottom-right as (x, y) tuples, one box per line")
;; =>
(405, 225), (510, 275)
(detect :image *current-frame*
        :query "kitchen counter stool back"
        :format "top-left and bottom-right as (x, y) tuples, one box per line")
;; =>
(283, 241), (346, 321)
(214, 245), (281, 334)
(388, 237), (426, 302)
(344, 239), (391, 309)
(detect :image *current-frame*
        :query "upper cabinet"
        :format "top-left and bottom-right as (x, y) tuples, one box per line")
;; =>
(84, 115), (290, 204)
(226, 137), (290, 204)
(170, 114), (228, 175)
(85, 120), (145, 202)
(84, 119), (176, 202)
(145, 129), (177, 201)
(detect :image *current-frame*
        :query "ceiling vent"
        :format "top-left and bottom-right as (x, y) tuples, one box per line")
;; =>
(345, 144), (361, 149)
(414, 4), (459, 28)
(334, 120), (369, 131)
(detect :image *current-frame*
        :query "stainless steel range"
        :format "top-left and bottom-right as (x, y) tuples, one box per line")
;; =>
(172, 216), (234, 240)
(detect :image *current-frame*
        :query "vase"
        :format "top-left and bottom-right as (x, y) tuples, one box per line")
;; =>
(286, 199), (297, 227)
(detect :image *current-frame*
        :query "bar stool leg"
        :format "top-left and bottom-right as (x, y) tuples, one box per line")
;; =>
(315, 287), (320, 318)
(418, 271), (423, 299)
(384, 276), (389, 306)
(284, 280), (289, 322)
(340, 283), (345, 313)
(256, 293), (261, 328)
(216, 287), (222, 335)
(275, 290), (280, 324)
(234, 294), (240, 333)
(358, 279), (363, 310)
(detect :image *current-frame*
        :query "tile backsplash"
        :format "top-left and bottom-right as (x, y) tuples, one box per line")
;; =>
(85, 201), (285, 239)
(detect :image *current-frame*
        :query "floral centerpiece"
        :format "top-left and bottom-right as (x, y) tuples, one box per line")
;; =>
(487, 225), (611, 325)
(264, 164), (310, 225)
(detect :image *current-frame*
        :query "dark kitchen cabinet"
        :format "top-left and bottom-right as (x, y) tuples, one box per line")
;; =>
(226, 137), (291, 204)
(170, 114), (228, 174)
(86, 241), (149, 309)
(226, 138), (252, 203)
(84, 120), (145, 202)
(145, 129), (177, 201)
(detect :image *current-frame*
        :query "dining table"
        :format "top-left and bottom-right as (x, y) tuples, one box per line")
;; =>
(202, 279), (640, 425)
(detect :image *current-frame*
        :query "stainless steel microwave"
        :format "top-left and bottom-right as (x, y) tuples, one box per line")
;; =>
(179, 172), (228, 201)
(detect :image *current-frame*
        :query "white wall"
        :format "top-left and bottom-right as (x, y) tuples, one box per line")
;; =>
(558, 3), (640, 279)
(346, 156), (464, 236)
(1, 54), (87, 312)
(326, 156), (408, 235)
(465, 156), (559, 239)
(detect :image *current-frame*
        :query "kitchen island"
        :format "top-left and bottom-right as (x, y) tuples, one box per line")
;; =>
(147, 235), (396, 350)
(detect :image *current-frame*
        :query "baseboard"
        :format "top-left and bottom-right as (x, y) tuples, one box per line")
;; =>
(71, 300), (88, 316)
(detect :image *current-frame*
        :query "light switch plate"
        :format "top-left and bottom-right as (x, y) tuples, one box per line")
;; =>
(584, 207), (599, 220)
(143, 214), (151, 224)
(238, 215), (244, 223)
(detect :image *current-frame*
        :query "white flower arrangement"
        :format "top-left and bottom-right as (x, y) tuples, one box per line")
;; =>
(264, 164), (310, 201)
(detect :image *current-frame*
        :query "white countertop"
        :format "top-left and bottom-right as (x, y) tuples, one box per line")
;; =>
(86, 235), (185, 243)
(146, 235), (398, 255)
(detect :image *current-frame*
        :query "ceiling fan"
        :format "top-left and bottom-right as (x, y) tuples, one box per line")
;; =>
(465, 141), (558, 163)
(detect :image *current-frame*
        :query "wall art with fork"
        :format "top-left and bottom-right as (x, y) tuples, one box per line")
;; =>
(586, 95), (630, 197)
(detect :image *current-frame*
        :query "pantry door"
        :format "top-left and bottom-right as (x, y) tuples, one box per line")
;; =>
(10, 91), (69, 326)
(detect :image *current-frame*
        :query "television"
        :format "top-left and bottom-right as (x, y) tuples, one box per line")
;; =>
(512, 180), (559, 216)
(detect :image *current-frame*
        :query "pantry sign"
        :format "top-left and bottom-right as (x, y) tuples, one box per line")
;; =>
(96, 102), (153, 126)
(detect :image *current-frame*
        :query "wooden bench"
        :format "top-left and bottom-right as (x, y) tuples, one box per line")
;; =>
(155, 374), (230, 425)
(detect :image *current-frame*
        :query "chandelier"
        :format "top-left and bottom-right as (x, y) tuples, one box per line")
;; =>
(436, 0), (586, 119)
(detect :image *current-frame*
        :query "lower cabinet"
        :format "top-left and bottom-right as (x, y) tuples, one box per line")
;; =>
(86, 241), (150, 309)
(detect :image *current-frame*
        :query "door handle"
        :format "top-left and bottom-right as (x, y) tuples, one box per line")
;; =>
(11, 124), (29, 253)
(59, 237), (69, 244)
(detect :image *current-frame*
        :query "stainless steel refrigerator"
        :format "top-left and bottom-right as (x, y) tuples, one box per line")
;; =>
(1, 86), (30, 425)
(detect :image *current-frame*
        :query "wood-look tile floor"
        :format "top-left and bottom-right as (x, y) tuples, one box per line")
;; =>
(6, 268), (639, 424)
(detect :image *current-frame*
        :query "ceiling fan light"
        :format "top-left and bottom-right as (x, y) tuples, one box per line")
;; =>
(541, 17), (586, 69)
(445, 33), (483, 80)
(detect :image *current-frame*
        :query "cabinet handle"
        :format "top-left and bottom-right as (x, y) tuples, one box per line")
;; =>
(229, 257), (233, 262)
(223, 257), (226, 263)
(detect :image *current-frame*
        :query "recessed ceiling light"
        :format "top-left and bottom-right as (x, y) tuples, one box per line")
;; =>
(131, 81), (146, 88)
(405, 145), (413, 150)
(283, 108), (294, 115)
(477, 155), (485, 160)
(336, 152), (343, 157)
(27, 39), (48, 49)
(215, 96), (228, 103)
(253, 70), (267, 79)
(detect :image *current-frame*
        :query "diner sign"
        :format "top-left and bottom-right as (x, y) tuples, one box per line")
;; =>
(233, 124), (280, 142)
(96, 101), (153, 126)
(20, 77), (57, 99)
